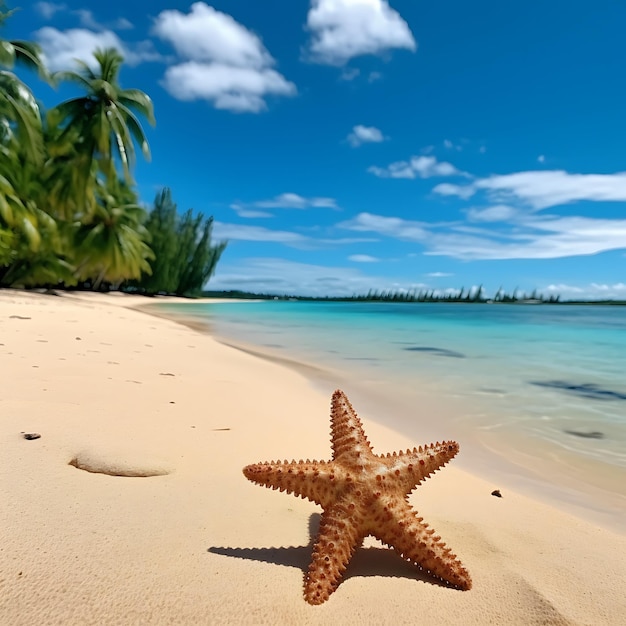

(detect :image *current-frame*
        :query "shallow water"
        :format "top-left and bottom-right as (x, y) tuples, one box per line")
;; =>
(153, 300), (626, 530)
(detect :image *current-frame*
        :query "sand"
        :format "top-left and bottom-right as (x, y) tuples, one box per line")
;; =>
(1, 290), (625, 625)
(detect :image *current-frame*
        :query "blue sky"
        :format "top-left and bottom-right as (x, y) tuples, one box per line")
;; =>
(7, 0), (626, 298)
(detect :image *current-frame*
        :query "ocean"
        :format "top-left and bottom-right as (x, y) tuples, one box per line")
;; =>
(153, 300), (626, 529)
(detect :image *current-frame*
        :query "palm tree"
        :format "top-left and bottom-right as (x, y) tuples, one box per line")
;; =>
(50, 47), (155, 185)
(73, 178), (154, 289)
(0, 2), (48, 163)
(0, 2), (57, 285)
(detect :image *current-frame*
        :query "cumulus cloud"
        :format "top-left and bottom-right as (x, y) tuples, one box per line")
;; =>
(368, 155), (465, 179)
(347, 125), (385, 147)
(153, 3), (295, 112)
(35, 27), (162, 71)
(305, 0), (416, 66)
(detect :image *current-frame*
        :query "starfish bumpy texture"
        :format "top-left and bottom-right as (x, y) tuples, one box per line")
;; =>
(243, 389), (472, 604)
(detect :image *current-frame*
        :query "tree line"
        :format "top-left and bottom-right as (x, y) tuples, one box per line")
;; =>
(0, 3), (225, 296)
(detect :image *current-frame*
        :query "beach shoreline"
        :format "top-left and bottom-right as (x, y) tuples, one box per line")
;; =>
(2, 289), (625, 625)
(140, 300), (626, 535)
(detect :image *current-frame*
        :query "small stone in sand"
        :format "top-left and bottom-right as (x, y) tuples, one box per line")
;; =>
(491, 489), (502, 498)
(23, 433), (41, 440)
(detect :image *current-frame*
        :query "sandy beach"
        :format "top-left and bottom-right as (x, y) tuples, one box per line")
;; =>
(1, 290), (625, 625)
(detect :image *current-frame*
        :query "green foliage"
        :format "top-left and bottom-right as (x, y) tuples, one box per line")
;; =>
(128, 188), (226, 297)
(0, 9), (187, 292)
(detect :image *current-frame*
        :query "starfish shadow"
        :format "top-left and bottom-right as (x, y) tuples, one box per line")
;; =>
(208, 513), (452, 589)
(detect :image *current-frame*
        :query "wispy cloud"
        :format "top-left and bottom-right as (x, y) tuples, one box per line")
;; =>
(348, 254), (379, 262)
(340, 210), (626, 260)
(213, 223), (307, 244)
(434, 170), (626, 209)
(231, 193), (339, 217)
(368, 155), (466, 179)
(153, 3), (295, 113)
(209, 257), (421, 296)
(305, 0), (416, 66)
(73, 9), (133, 31)
(34, 2), (66, 20)
(347, 125), (385, 147)
(254, 193), (338, 209)
(544, 282), (626, 299)
(466, 205), (518, 222)
(340, 212), (428, 239)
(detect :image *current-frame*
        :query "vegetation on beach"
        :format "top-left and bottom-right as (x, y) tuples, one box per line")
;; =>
(202, 286), (567, 303)
(127, 189), (226, 297)
(0, 4), (225, 295)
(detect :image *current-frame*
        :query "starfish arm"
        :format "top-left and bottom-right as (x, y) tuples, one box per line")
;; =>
(372, 498), (472, 590)
(243, 460), (336, 507)
(378, 441), (461, 491)
(330, 389), (374, 463)
(304, 500), (366, 605)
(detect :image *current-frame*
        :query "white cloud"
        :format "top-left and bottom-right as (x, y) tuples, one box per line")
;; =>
(474, 170), (626, 210)
(35, 27), (163, 71)
(466, 205), (518, 222)
(537, 154), (545, 163)
(305, 0), (416, 66)
(347, 124), (385, 147)
(74, 9), (104, 30)
(369, 155), (465, 179)
(213, 223), (307, 244)
(153, 3), (295, 112)
(209, 257), (419, 296)
(340, 67), (360, 80)
(430, 215), (626, 260)
(348, 254), (379, 262)
(341, 212), (428, 240)
(435, 170), (626, 209)
(160, 62), (295, 113)
(254, 193), (338, 209)
(340, 210), (626, 261)
(432, 182), (476, 199)
(443, 139), (462, 151)
(230, 204), (273, 219)
(544, 282), (626, 300)
(231, 193), (341, 217)
(34, 2), (66, 19)
(426, 272), (453, 277)
(368, 71), (382, 82)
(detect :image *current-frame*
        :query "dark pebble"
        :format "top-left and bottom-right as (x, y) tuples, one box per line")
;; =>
(23, 433), (41, 440)
(491, 489), (502, 498)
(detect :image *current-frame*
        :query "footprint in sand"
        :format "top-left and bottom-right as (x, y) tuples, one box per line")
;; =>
(68, 450), (172, 477)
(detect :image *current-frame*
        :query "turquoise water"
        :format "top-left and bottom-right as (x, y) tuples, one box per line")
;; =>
(154, 300), (626, 526)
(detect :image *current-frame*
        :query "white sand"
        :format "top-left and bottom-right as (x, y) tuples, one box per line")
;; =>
(1, 290), (625, 625)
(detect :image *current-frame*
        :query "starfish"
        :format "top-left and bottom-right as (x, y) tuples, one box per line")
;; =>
(243, 389), (472, 604)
